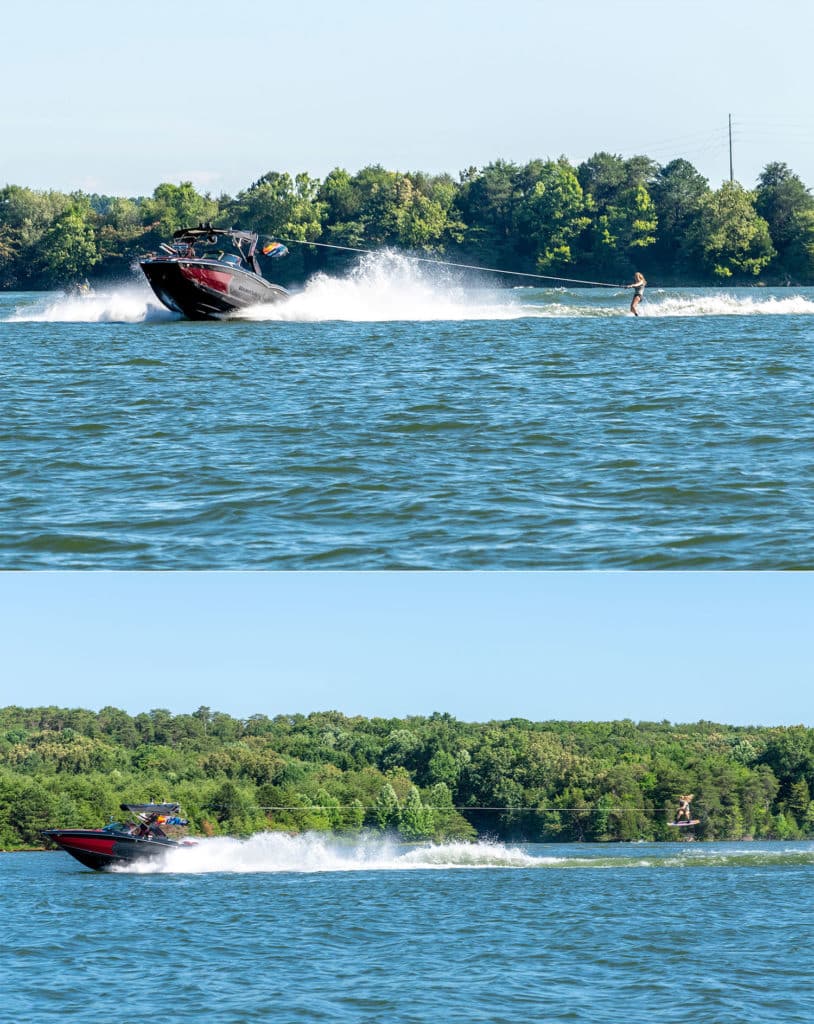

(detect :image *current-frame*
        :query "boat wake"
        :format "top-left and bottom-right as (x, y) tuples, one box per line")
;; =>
(114, 832), (814, 875)
(237, 255), (814, 321)
(239, 252), (535, 322)
(635, 291), (814, 317)
(118, 833), (543, 874)
(5, 286), (177, 324)
(5, 258), (814, 324)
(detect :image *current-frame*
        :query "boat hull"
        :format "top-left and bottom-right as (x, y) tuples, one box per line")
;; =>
(41, 828), (182, 871)
(140, 258), (289, 320)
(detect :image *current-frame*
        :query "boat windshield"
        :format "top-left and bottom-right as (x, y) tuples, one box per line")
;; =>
(168, 230), (247, 264)
(155, 227), (260, 272)
(199, 238), (249, 265)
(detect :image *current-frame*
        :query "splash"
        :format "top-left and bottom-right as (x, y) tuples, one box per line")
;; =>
(204, 276), (814, 323)
(238, 251), (542, 322)
(238, 258), (814, 321)
(6, 287), (177, 324)
(117, 832), (543, 874)
(639, 291), (814, 317)
(114, 833), (814, 875)
(6, 264), (814, 325)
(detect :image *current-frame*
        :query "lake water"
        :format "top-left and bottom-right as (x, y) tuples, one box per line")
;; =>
(4, 837), (813, 1023)
(2, 260), (813, 568)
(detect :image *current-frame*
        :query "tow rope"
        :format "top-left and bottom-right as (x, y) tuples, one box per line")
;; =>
(268, 236), (623, 289)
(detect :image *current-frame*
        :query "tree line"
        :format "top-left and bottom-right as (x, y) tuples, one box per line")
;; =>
(2, 705), (813, 849)
(2, 155), (814, 292)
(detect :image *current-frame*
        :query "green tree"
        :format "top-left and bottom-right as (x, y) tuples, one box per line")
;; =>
(342, 797), (365, 832)
(227, 171), (324, 241)
(319, 167), (366, 246)
(425, 783), (477, 841)
(141, 182), (218, 236)
(95, 196), (146, 267)
(454, 160), (522, 267)
(97, 706), (138, 748)
(10, 780), (56, 846)
(373, 782), (401, 831)
(315, 788), (343, 830)
(755, 162), (814, 282)
(760, 726), (814, 795)
(11, 195), (99, 288)
(576, 152), (658, 277)
(691, 181), (775, 279)
(0, 185), (73, 286)
(650, 159), (710, 279)
(516, 158), (591, 273)
(381, 729), (422, 772)
(400, 786), (434, 839)
(786, 778), (811, 827)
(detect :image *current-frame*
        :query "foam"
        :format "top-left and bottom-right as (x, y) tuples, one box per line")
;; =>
(238, 251), (531, 322)
(5, 259), (814, 325)
(6, 287), (177, 324)
(114, 833), (814, 875)
(117, 832), (543, 874)
(639, 291), (814, 317)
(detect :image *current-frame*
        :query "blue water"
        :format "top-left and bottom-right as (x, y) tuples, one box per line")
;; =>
(3, 267), (814, 568)
(4, 838), (813, 1023)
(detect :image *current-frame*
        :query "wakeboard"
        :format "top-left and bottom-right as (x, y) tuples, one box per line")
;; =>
(667, 819), (700, 827)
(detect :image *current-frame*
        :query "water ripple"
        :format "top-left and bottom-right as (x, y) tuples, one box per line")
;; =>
(5, 843), (814, 1023)
(2, 288), (814, 567)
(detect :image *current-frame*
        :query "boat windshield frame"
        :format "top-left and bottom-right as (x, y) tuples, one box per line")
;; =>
(171, 227), (258, 263)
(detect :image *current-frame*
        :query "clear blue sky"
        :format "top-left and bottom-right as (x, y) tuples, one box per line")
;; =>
(2, 0), (812, 197)
(1, 572), (811, 726)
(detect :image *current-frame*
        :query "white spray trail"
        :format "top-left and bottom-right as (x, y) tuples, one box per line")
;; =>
(638, 291), (814, 317)
(239, 251), (549, 322)
(5, 261), (814, 325)
(6, 286), (177, 324)
(117, 832), (545, 875)
(113, 833), (814, 875)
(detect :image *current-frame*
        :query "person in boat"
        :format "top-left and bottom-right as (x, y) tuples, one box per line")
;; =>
(624, 271), (646, 315)
(65, 279), (91, 297)
(674, 794), (694, 823)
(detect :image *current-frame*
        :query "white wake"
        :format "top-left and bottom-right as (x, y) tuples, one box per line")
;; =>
(637, 291), (814, 317)
(239, 251), (535, 322)
(5, 261), (814, 324)
(6, 286), (177, 324)
(117, 832), (544, 874)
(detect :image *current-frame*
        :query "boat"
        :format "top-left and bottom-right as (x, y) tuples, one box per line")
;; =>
(139, 224), (290, 319)
(41, 802), (195, 871)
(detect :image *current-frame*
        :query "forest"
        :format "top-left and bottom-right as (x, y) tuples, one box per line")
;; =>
(2, 154), (814, 291)
(2, 705), (813, 849)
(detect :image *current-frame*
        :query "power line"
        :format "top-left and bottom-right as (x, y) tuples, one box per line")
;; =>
(252, 805), (700, 815)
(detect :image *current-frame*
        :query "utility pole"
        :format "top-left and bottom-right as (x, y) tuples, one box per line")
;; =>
(729, 113), (734, 183)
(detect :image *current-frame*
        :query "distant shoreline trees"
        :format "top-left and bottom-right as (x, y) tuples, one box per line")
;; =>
(2, 705), (813, 849)
(2, 156), (814, 291)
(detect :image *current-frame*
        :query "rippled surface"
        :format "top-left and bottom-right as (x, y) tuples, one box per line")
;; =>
(5, 838), (814, 1023)
(3, 270), (814, 568)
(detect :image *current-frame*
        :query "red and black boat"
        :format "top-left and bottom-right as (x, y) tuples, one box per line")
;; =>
(139, 225), (290, 320)
(41, 802), (195, 871)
